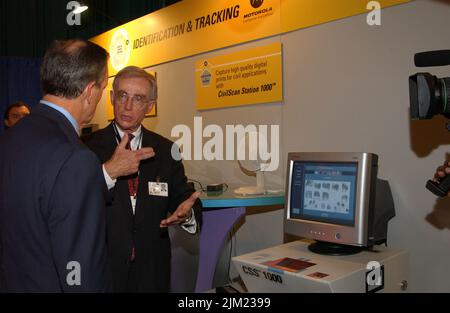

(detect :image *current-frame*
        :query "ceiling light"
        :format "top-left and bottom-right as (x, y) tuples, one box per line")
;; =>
(73, 5), (88, 14)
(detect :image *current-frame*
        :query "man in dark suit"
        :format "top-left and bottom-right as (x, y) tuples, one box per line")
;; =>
(0, 39), (110, 292)
(85, 66), (202, 292)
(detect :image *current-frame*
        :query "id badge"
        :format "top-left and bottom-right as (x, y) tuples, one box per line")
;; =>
(148, 181), (169, 197)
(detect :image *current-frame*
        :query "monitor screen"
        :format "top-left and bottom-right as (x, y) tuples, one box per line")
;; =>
(284, 152), (381, 253)
(289, 161), (358, 226)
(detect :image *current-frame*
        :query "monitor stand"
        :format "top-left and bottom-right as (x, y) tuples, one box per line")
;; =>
(308, 241), (363, 256)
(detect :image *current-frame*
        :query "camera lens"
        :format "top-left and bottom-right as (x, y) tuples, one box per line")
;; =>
(409, 73), (450, 119)
(440, 77), (450, 114)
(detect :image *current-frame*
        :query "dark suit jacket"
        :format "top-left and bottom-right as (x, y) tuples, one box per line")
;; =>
(0, 103), (110, 292)
(84, 123), (202, 292)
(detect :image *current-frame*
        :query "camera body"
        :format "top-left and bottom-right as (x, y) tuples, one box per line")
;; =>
(409, 50), (450, 120)
(409, 50), (450, 197)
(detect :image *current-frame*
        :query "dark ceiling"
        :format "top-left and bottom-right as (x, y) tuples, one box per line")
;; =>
(0, 0), (181, 58)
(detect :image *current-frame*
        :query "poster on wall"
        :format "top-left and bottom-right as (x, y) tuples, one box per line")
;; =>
(195, 42), (283, 110)
(106, 69), (157, 120)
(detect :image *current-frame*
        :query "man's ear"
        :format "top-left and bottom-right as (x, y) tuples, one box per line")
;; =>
(146, 101), (155, 114)
(110, 90), (115, 105)
(84, 81), (97, 103)
(4, 119), (10, 127)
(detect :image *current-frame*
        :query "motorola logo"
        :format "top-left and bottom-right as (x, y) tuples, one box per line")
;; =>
(250, 0), (264, 9)
(244, 0), (272, 20)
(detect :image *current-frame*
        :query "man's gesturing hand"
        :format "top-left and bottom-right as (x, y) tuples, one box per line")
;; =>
(104, 133), (155, 179)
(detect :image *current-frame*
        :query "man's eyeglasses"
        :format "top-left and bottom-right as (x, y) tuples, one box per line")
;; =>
(114, 91), (154, 108)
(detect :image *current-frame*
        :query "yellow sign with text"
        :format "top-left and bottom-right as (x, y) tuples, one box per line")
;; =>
(195, 43), (283, 110)
(90, 0), (411, 76)
(91, 0), (280, 76)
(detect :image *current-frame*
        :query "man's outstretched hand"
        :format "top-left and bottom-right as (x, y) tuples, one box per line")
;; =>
(160, 191), (201, 227)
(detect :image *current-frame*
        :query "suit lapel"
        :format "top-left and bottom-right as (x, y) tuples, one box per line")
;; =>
(134, 128), (161, 223)
(100, 124), (118, 162)
(102, 123), (135, 218)
(116, 178), (134, 218)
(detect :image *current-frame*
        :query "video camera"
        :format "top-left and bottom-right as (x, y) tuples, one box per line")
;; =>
(409, 50), (450, 197)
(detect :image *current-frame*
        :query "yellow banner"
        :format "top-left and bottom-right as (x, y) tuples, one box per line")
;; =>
(91, 0), (280, 76)
(195, 43), (283, 110)
(90, 0), (411, 76)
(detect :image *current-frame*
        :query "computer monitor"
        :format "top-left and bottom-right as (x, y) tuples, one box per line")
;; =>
(284, 152), (395, 255)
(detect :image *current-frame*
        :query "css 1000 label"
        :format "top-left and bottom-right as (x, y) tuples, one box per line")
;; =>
(242, 266), (283, 284)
